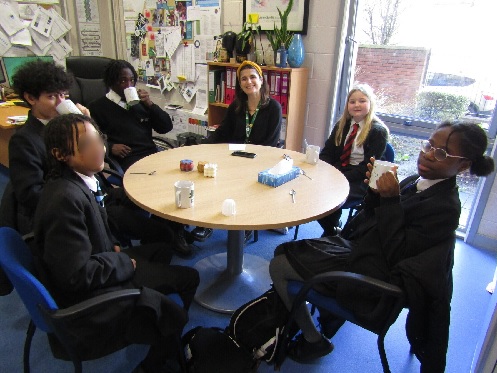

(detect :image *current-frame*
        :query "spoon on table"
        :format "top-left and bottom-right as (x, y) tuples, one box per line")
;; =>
(300, 169), (312, 180)
(290, 189), (296, 203)
(129, 170), (156, 175)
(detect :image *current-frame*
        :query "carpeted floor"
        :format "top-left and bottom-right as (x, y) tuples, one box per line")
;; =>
(0, 165), (495, 372)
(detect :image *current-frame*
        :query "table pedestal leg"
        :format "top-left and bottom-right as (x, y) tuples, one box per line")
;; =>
(193, 230), (272, 313)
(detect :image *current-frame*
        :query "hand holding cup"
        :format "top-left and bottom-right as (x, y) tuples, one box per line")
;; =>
(366, 158), (400, 197)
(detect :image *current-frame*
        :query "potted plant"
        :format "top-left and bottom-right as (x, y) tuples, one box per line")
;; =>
(235, 22), (253, 62)
(266, 0), (294, 65)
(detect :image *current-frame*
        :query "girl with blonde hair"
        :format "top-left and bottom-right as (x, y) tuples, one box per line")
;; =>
(318, 84), (389, 236)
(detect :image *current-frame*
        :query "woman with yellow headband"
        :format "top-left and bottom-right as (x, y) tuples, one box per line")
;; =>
(194, 61), (283, 242)
(207, 61), (282, 146)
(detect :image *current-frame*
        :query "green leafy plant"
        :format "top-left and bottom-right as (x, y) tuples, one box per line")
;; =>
(416, 91), (470, 122)
(237, 22), (253, 53)
(266, 0), (294, 51)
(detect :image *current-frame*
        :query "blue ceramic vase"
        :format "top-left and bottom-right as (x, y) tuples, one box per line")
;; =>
(287, 34), (305, 68)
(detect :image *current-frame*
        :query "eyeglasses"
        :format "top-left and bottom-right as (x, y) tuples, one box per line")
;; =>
(420, 140), (467, 161)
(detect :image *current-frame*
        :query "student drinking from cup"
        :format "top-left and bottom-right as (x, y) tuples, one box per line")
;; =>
(5, 60), (90, 234)
(88, 59), (193, 255)
(269, 121), (494, 369)
(318, 84), (389, 236)
(89, 59), (173, 171)
(34, 113), (199, 372)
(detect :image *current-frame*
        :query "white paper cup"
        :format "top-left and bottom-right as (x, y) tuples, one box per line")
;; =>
(124, 87), (140, 106)
(369, 160), (398, 189)
(222, 199), (236, 216)
(56, 99), (83, 115)
(305, 145), (320, 165)
(174, 180), (194, 208)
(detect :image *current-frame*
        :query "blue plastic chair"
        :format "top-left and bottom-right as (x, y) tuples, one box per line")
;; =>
(0, 227), (178, 373)
(276, 271), (405, 372)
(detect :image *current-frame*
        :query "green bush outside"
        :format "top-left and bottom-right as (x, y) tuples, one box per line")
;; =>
(416, 91), (469, 122)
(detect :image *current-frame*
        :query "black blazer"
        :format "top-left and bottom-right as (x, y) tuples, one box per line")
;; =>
(320, 120), (388, 196)
(33, 168), (187, 360)
(8, 112), (47, 233)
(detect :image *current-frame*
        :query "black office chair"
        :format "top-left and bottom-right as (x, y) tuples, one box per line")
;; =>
(276, 271), (405, 372)
(276, 235), (456, 372)
(66, 56), (112, 107)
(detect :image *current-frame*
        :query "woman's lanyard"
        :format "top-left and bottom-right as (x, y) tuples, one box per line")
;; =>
(245, 102), (261, 143)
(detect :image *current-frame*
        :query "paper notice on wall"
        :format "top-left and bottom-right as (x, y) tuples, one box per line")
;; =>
(30, 6), (53, 38)
(18, 4), (38, 20)
(26, 39), (50, 56)
(10, 21), (32, 46)
(0, 29), (12, 55)
(79, 23), (102, 56)
(196, 7), (221, 36)
(193, 34), (217, 63)
(75, 0), (102, 56)
(123, 0), (144, 20)
(49, 8), (71, 40)
(76, 0), (99, 23)
(164, 26), (182, 58)
(170, 43), (196, 83)
(193, 89), (208, 114)
(0, 1), (26, 36)
(29, 27), (50, 50)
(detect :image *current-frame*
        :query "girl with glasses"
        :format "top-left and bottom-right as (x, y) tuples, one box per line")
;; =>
(269, 121), (494, 369)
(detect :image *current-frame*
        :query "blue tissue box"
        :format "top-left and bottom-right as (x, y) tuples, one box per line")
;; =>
(258, 166), (301, 187)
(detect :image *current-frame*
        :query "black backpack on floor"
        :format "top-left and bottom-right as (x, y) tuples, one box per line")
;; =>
(182, 326), (257, 373)
(226, 286), (298, 363)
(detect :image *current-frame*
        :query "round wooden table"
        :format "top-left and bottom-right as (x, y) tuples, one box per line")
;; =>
(124, 144), (349, 312)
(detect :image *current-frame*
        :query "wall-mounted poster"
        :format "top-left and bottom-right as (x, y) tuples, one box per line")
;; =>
(243, 0), (309, 34)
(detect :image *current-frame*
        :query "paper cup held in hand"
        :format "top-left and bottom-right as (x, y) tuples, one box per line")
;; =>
(124, 87), (140, 106)
(222, 199), (236, 216)
(369, 160), (398, 189)
(56, 99), (83, 115)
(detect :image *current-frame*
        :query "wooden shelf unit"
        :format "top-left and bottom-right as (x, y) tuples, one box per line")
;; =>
(207, 62), (308, 152)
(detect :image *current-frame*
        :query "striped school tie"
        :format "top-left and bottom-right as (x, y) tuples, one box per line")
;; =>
(92, 180), (105, 207)
(340, 123), (359, 167)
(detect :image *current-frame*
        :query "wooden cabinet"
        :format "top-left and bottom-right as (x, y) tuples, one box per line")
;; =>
(207, 62), (308, 152)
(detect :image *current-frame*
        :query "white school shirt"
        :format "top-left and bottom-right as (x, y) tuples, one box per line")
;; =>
(106, 89), (128, 110)
(75, 171), (99, 193)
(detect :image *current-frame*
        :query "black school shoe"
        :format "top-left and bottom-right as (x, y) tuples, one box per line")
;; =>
(172, 229), (192, 257)
(287, 333), (334, 363)
(191, 227), (213, 242)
